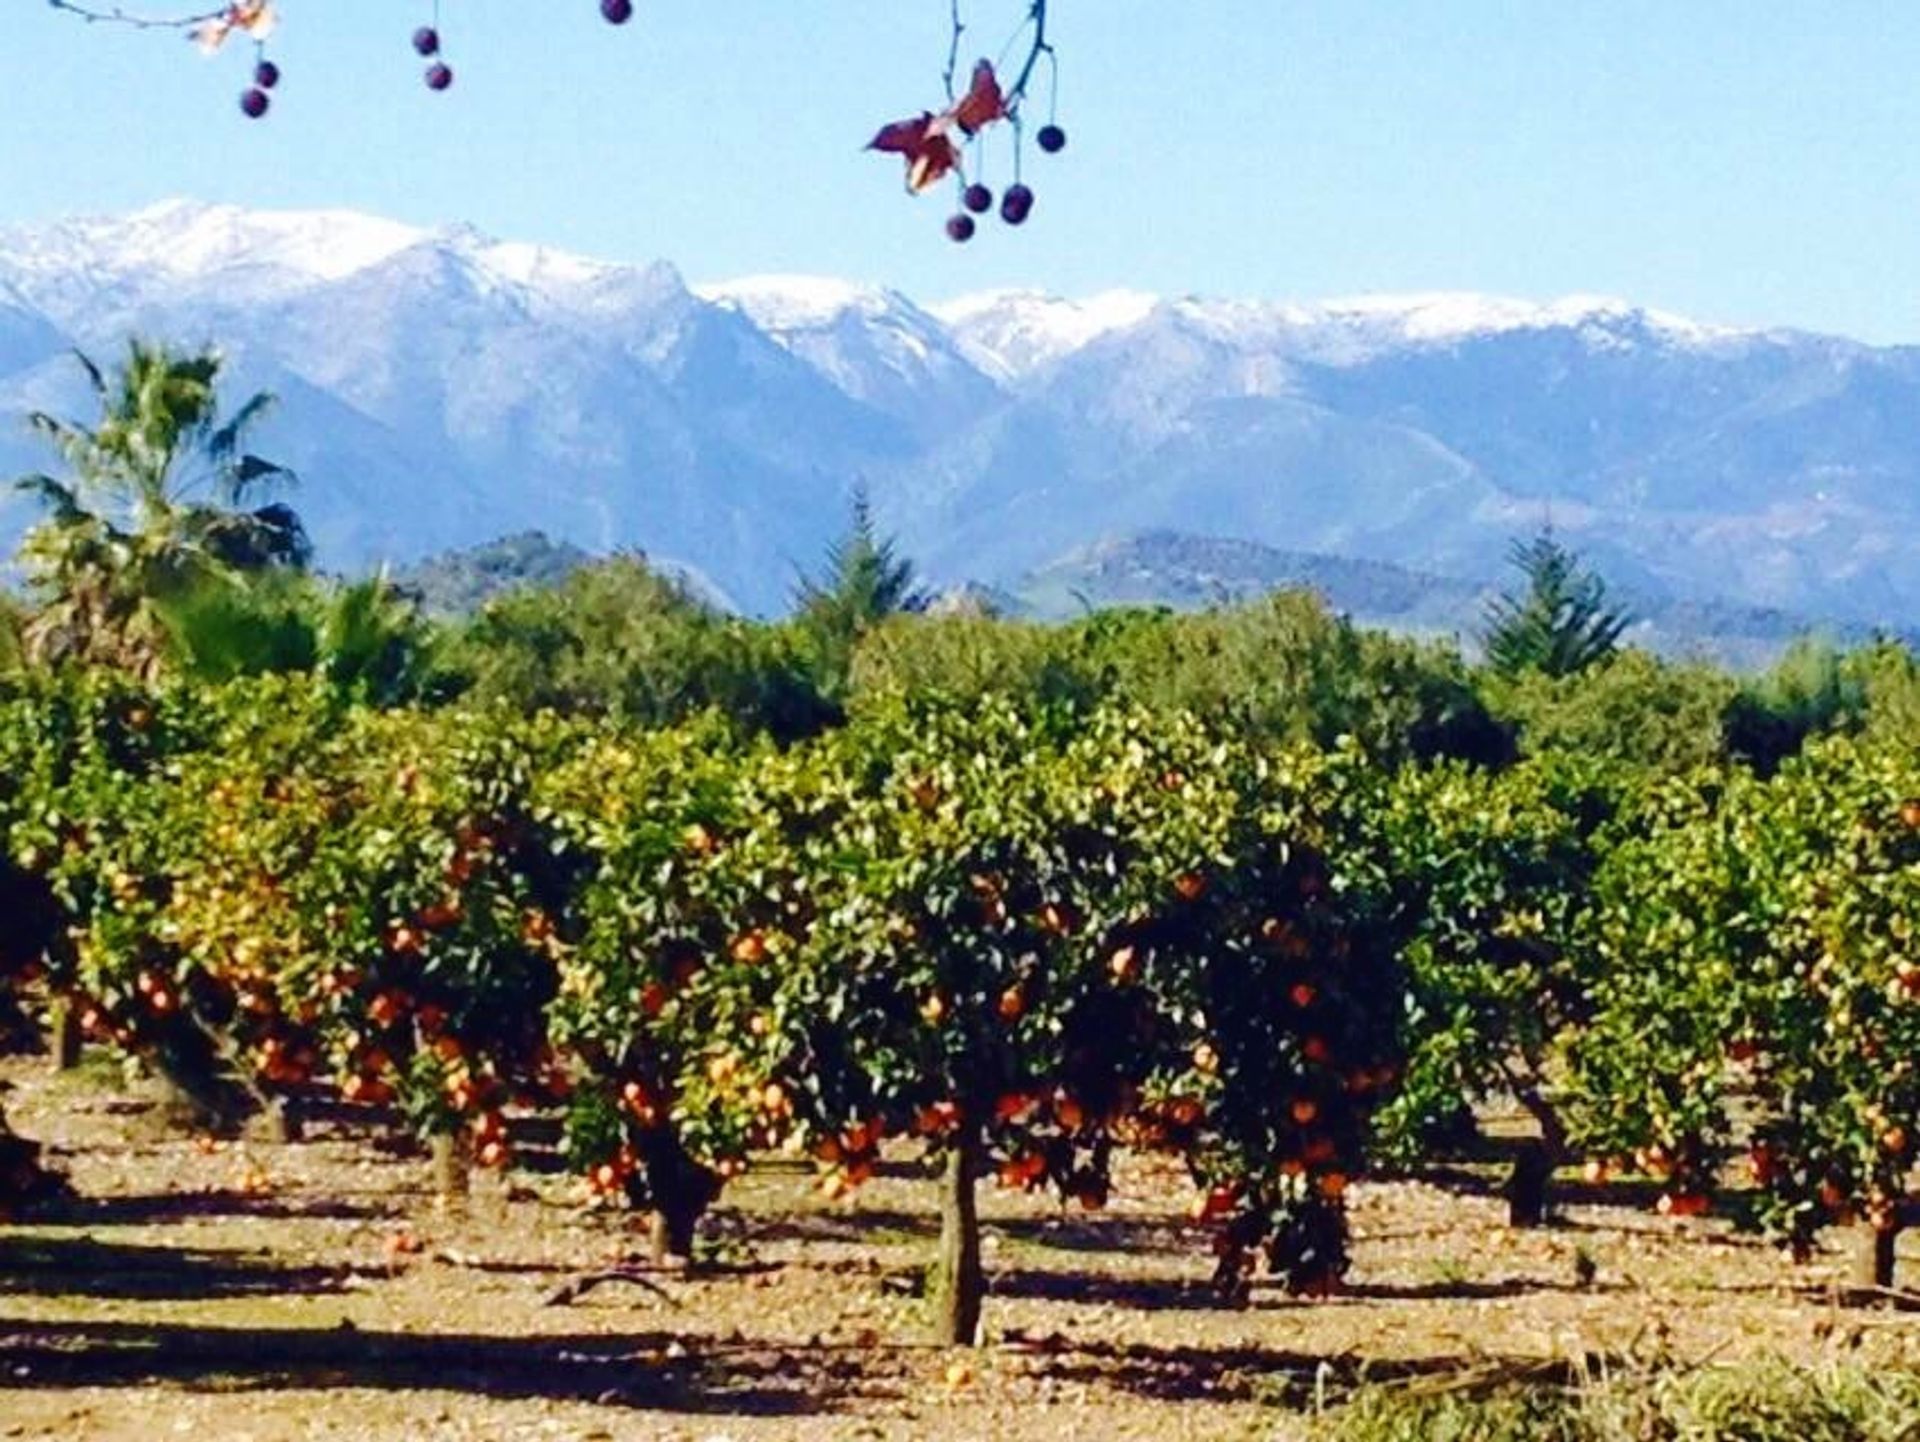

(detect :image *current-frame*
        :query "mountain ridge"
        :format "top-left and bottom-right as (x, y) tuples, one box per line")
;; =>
(2, 199), (1917, 638)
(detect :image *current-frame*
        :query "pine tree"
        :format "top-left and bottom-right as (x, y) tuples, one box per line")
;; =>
(1482, 529), (1630, 678)
(794, 485), (925, 697)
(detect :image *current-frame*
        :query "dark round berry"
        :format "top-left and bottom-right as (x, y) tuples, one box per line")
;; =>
(253, 60), (280, 90)
(239, 87), (270, 119)
(946, 213), (977, 244)
(425, 62), (455, 91)
(1036, 124), (1067, 155)
(601, 0), (634, 22)
(1000, 184), (1035, 226)
(412, 26), (441, 57)
(963, 183), (993, 215)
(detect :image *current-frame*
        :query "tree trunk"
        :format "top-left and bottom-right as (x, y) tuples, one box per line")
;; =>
(1852, 1218), (1899, 1294)
(1506, 1138), (1557, 1228)
(932, 1130), (985, 1346)
(49, 1000), (82, 1071)
(637, 1127), (719, 1266)
(432, 1131), (470, 1210)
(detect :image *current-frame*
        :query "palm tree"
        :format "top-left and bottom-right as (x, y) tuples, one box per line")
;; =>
(13, 341), (307, 677)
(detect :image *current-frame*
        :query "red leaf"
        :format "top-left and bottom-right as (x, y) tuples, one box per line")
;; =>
(952, 60), (1007, 135)
(868, 113), (935, 155)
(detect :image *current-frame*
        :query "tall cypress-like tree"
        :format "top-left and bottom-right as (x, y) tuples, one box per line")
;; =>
(794, 485), (925, 697)
(1482, 529), (1630, 678)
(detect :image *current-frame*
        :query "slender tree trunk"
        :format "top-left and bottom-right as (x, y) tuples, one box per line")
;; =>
(49, 1000), (82, 1071)
(637, 1127), (719, 1266)
(932, 1129), (985, 1346)
(1506, 1139), (1558, 1228)
(1504, 1078), (1566, 1229)
(432, 1131), (470, 1210)
(1852, 1218), (1899, 1294)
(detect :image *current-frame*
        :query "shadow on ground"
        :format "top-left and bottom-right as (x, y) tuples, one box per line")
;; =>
(0, 1235), (359, 1300)
(0, 1318), (905, 1415)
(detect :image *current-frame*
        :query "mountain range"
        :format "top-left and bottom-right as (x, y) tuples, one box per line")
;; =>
(2, 200), (1919, 651)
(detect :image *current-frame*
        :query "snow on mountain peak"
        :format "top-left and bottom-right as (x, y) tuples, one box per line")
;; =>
(695, 275), (918, 331)
(931, 288), (1162, 376)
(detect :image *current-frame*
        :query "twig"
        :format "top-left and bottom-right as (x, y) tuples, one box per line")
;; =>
(45, 0), (226, 30)
(943, 0), (965, 102)
(544, 1267), (682, 1308)
(1007, 0), (1055, 106)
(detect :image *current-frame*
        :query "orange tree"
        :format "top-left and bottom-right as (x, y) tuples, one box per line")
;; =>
(1361, 754), (1646, 1224)
(707, 699), (1406, 1343)
(21, 675), (590, 1162)
(136, 684), (588, 1157)
(1570, 738), (1920, 1288)
(532, 717), (774, 1259)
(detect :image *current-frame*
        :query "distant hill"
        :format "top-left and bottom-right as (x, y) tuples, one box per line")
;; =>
(390, 532), (594, 617)
(1012, 531), (1910, 668)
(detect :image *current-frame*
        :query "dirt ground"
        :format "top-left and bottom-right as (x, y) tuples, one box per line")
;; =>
(2, 1056), (1917, 1442)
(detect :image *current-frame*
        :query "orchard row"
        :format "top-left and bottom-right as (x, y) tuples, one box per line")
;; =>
(1, 669), (1917, 1336)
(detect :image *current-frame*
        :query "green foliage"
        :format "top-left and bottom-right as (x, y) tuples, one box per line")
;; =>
(448, 555), (833, 740)
(1724, 634), (1874, 773)
(1483, 530), (1630, 679)
(853, 592), (1508, 767)
(1490, 650), (1735, 772)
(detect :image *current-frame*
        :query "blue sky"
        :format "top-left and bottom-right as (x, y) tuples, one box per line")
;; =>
(5, 2), (1920, 340)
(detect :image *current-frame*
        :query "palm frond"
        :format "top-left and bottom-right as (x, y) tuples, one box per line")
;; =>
(207, 390), (276, 465)
(12, 472), (88, 524)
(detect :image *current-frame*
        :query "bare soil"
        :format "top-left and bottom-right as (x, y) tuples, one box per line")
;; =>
(2, 1057), (1916, 1441)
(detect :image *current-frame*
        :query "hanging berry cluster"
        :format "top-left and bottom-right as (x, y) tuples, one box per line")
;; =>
(46, 1), (1067, 239)
(867, 2), (1067, 242)
(46, 1), (634, 119)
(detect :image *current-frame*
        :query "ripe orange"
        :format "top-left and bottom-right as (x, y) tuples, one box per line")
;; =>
(1173, 872), (1207, 902)
(1109, 946), (1140, 983)
(1302, 1036), (1331, 1065)
(920, 993), (948, 1025)
(997, 986), (1026, 1022)
(1289, 983), (1317, 1008)
(1290, 1099), (1319, 1126)
(730, 932), (767, 965)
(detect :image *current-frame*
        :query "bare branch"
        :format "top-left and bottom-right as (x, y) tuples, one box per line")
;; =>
(45, 0), (226, 30)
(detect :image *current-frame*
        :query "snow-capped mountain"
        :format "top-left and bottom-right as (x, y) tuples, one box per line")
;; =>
(2, 199), (1919, 630)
